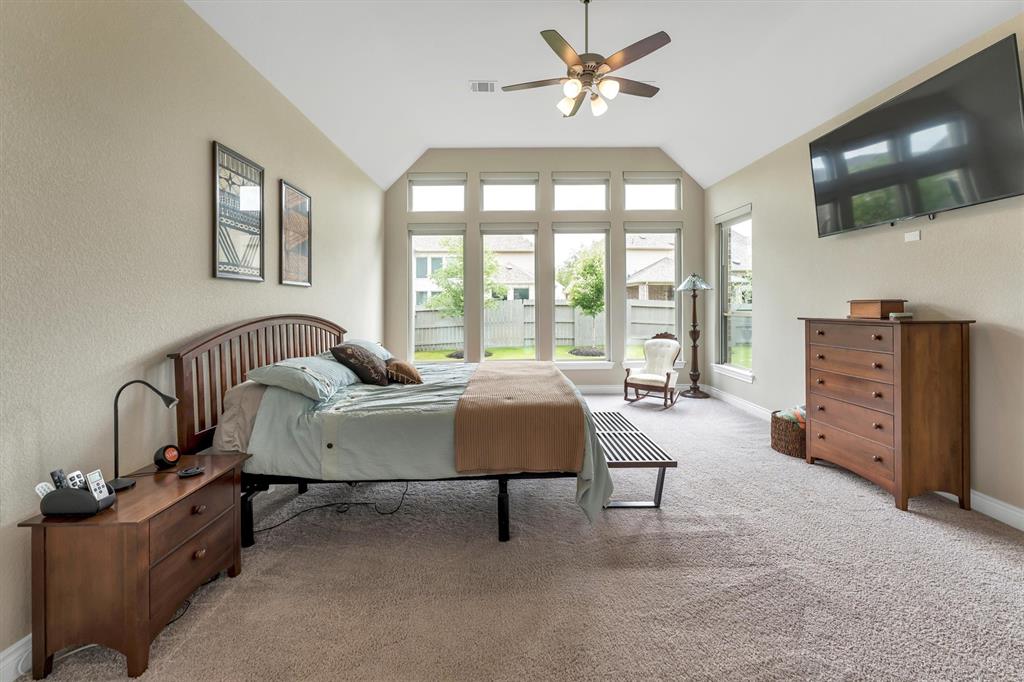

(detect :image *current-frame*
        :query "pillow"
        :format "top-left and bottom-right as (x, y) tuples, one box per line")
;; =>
(330, 343), (389, 386)
(346, 339), (392, 362)
(385, 359), (423, 385)
(246, 355), (358, 401)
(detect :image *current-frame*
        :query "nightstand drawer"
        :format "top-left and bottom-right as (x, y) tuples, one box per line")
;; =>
(150, 471), (233, 564)
(149, 509), (233, 626)
(807, 322), (893, 352)
(809, 344), (894, 383)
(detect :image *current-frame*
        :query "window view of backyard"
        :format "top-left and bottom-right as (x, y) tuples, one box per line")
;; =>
(555, 232), (607, 360)
(625, 232), (678, 360)
(412, 234), (464, 360)
(483, 233), (536, 359)
(721, 217), (753, 369)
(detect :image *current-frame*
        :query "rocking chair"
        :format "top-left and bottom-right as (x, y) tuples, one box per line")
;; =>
(624, 333), (683, 408)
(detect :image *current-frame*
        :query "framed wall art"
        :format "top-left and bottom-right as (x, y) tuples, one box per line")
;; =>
(213, 141), (264, 281)
(280, 180), (312, 287)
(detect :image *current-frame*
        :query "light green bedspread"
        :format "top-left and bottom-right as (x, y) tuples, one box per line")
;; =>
(248, 363), (613, 521)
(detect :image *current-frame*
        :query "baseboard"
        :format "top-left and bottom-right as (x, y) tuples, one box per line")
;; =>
(704, 385), (772, 421)
(935, 490), (1024, 531)
(1, 634), (31, 682)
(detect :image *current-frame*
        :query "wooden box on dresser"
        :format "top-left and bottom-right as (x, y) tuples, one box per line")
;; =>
(799, 318), (973, 510)
(18, 453), (248, 679)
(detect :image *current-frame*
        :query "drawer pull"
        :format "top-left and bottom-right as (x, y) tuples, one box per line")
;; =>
(872, 391), (883, 398)
(872, 422), (883, 430)
(871, 362), (882, 369)
(816, 405), (825, 411)
(871, 334), (882, 340)
(816, 329), (825, 336)
(815, 353), (825, 360)
(816, 378), (824, 385)
(193, 548), (207, 560)
(817, 433), (825, 440)
(872, 455), (883, 462)
(192, 504), (207, 515)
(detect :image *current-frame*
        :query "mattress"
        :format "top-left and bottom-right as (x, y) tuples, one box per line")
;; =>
(212, 363), (613, 520)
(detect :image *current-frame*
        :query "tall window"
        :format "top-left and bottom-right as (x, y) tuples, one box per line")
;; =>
(625, 227), (680, 360)
(554, 229), (608, 360)
(623, 172), (681, 210)
(408, 173), (466, 212)
(481, 173), (538, 211)
(720, 213), (753, 369)
(553, 172), (609, 211)
(482, 231), (536, 360)
(411, 232), (465, 361)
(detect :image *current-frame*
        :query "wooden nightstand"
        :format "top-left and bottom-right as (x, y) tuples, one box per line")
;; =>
(18, 453), (249, 678)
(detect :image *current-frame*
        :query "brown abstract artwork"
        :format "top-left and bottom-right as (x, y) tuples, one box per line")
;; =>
(280, 180), (311, 287)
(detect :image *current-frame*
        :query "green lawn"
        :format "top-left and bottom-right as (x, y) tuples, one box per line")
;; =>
(727, 344), (752, 369)
(415, 345), (607, 362)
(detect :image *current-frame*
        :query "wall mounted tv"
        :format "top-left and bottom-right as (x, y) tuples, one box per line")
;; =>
(810, 34), (1024, 238)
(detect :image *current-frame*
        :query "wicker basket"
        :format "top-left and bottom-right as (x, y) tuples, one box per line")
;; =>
(770, 411), (806, 458)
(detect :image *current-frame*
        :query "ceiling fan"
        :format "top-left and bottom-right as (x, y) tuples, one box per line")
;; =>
(502, 0), (670, 118)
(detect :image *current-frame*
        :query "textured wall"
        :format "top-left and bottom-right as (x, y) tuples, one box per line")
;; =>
(0, 0), (384, 649)
(703, 15), (1024, 509)
(382, 148), (705, 389)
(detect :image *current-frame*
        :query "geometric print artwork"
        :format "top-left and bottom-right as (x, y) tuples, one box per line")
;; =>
(280, 180), (311, 286)
(214, 142), (264, 281)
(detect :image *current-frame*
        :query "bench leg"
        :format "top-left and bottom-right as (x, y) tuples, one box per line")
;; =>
(297, 483), (308, 495)
(605, 468), (667, 509)
(497, 478), (510, 542)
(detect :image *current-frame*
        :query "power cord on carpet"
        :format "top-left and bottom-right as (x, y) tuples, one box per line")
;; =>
(254, 482), (410, 534)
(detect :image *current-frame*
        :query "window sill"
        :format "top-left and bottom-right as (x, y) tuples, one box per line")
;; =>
(712, 363), (754, 383)
(555, 360), (615, 371)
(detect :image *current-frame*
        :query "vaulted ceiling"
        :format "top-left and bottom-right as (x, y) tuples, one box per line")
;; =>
(188, 1), (1021, 189)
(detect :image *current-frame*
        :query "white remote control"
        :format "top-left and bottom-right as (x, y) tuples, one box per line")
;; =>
(85, 469), (111, 501)
(35, 481), (56, 499)
(66, 470), (86, 489)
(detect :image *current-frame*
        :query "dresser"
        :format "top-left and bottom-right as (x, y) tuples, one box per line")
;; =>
(799, 318), (973, 510)
(19, 453), (248, 678)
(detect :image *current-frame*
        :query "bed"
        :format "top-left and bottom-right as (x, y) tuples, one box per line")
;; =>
(168, 314), (612, 544)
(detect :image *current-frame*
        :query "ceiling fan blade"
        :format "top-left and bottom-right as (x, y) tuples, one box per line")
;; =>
(601, 31), (671, 73)
(565, 91), (586, 117)
(502, 78), (564, 92)
(605, 77), (660, 98)
(541, 29), (582, 67)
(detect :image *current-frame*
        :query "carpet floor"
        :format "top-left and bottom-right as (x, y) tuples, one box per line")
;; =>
(29, 396), (1024, 681)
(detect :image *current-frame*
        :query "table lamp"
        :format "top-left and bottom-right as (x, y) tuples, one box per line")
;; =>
(112, 380), (178, 491)
(676, 273), (713, 399)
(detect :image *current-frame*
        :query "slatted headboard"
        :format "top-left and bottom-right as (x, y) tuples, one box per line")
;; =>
(167, 314), (346, 454)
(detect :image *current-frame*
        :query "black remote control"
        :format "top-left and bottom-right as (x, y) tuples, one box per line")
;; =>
(50, 469), (68, 489)
(177, 466), (204, 478)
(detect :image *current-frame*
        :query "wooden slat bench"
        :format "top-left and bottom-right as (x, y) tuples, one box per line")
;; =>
(594, 411), (677, 508)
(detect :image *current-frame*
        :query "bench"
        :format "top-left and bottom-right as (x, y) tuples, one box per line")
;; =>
(594, 411), (677, 508)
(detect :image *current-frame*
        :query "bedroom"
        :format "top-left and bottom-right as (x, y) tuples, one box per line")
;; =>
(1, 0), (1022, 680)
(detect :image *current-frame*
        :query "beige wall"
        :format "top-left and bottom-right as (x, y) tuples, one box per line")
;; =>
(0, 0), (384, 649)
(383, 148), (705, 387)
(703, 15), (1024, 509)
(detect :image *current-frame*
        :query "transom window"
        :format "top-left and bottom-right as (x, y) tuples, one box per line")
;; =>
(624, 173), (681, 210)
(408, 173), (466, 212)
(481, 172), (538, 211)
(553, 172), (609, 211)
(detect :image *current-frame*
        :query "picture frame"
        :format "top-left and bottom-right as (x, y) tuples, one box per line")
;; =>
(280, 180), (312, 287)
(213, 141), (264, 281)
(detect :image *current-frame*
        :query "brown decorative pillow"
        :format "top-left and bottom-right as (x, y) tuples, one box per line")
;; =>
(386, 359), (423, 385)
(330, 344), (388, 386)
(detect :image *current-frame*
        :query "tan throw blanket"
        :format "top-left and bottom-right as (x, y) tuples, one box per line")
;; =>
(454, 361), (585, 474)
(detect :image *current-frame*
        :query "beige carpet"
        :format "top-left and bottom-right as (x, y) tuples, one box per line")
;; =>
(28, 396), (1024, 680)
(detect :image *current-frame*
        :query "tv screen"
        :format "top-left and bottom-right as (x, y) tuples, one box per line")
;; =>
(810, 35), (1024, 237)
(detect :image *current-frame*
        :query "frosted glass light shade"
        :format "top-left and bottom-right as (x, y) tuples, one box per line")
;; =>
(598, 78), (619, 100)
(562, 78), (582, 98)
(590, 93), (608, 117)
(556, 96), (577, 116)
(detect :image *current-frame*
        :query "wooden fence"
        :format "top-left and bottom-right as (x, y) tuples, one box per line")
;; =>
(414, 299), (675, 351)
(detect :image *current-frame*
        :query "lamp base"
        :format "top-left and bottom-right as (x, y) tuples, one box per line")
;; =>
(109, 477), (136, 491)
(681, 388), (710, 399)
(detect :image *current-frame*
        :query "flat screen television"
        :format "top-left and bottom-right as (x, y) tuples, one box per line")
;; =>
(810, 34), (1024, 237)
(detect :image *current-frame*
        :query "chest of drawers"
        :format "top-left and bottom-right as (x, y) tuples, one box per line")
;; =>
(800, 318), (972, 510)
(19, 453), (248, 678)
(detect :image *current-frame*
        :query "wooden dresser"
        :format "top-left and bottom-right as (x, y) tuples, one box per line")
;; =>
(19, 453), (248, 678)
(800, 318), (973, 510)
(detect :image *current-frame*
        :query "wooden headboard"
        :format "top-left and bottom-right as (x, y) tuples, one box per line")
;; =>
(167, 314), (346, 454)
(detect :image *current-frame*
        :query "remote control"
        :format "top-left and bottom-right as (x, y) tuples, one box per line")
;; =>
(85, 469), (111, 501)
(177, 466), (204, 478)
(50, 469), (68, 489)
(35, 481), (56, 499)
(66, 470), (85, 489)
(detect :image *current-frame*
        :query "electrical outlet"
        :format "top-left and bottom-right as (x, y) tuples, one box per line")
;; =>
(904, 230), (921, 242)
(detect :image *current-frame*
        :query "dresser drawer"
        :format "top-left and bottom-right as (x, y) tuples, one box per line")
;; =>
(807, 322), (893, 352)
(809, 344), (894, 383)
(149, 509), (233, 626)
(808, 394), (894, 447)
(149, 471), (233, 564)
(809, 369), (894, 413)
(808, 421), (894, 483)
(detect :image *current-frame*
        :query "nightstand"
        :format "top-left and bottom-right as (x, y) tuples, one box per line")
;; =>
(18, 453), (249, 678)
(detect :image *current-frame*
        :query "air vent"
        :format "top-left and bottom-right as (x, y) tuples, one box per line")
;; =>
(469, 80), (497, 93)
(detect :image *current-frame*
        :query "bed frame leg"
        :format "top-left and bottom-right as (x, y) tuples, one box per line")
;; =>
(497, 478), (510, 542)
(241, 489), (259, 548)
(297, 483), (308, 495)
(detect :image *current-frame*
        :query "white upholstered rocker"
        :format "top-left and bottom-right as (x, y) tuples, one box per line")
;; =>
(624, 333), (683, 408)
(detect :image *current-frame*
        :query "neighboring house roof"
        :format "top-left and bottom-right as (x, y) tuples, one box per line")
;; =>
(484, 234), (535, 252)
(626, 233), (675, 249)
(627, 256), (674, 285)
(494, 262), (534, 284)
(729, 230), (752, 269)
(412, 235), (456, 253)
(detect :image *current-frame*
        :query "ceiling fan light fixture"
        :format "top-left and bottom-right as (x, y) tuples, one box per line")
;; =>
(556, 96), (577, 116)
(562, 78), (583, 98)
(597, 78), (619, 100)
(590, 93), (608, 117)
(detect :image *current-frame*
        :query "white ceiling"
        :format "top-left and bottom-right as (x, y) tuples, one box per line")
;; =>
(188, 0), (1022, 189)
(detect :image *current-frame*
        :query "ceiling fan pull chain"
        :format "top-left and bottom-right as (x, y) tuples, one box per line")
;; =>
(584, 0), (589, 54)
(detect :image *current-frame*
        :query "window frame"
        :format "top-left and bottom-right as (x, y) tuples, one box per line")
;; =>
(408, 224), (467, 363)
(623, 222), (683, 367)
(407, 172), (467, 213)
(552, 223), (612, 366)
(480, 223), (539, 361)
(480, 172), (539, 212)
(715, 206), (754, 378)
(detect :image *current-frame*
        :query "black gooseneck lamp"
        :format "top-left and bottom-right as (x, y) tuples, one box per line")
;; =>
(111, 380), (179, 491)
